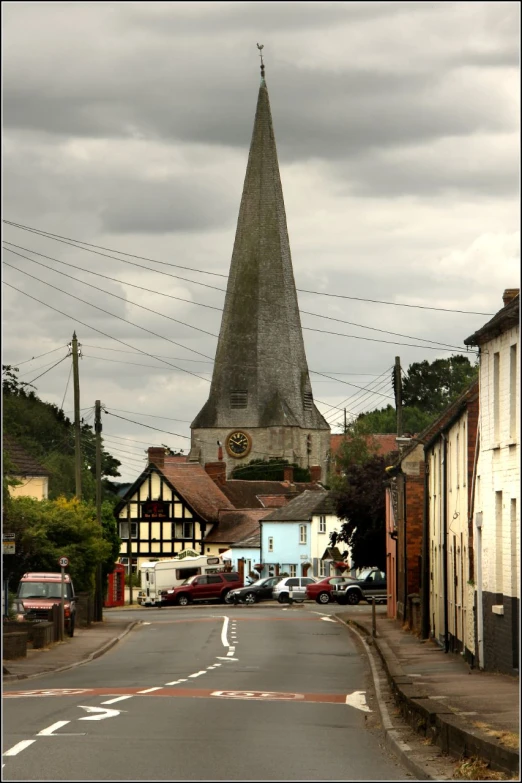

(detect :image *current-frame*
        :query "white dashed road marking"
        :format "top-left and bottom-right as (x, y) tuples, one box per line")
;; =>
(102, 695), (134, 705)
(37, 721), (71, 736)
(137, 687), (163, 694)
(3, 740), (36, 756)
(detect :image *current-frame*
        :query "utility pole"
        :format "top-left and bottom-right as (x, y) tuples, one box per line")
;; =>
(94, 400), (104, 622)
(71, 332), (82, 500)
(395, 356), (403, 438)
(344, 408), (347, 434)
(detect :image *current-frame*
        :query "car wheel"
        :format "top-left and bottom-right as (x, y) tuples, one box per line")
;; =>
(176, 594), (190, 606)
(224, 592), (235, 604)
(278, 593), (289, 604)
(317, 592), (331, 605)
(347, 590), (360, 605)
(244, 592), (257, 604)
(220, 590), (230, 603)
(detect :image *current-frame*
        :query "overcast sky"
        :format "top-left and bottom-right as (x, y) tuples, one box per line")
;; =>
(2, 1), (520, 483)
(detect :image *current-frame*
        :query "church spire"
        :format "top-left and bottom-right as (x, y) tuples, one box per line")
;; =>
(191, 59), (329, 437)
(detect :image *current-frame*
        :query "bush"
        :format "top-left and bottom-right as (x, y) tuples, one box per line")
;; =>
(124, 573), (140, 588)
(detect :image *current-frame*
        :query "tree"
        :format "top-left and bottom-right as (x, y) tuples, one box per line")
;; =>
(354, 404), (434, 435)
(331, 455), (390, 571)
(401, 355), (478, 416)
(2, 496), (119, 593)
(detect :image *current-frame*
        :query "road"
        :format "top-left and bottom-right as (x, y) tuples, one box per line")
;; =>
(3, 603), (413, 781)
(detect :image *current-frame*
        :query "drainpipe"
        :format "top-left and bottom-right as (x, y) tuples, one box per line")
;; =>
(442, 433), (449, 653)
(421, 454), (430, 639)
(259, 521), (263, 579)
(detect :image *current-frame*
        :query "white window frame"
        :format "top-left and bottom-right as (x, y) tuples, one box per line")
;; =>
(319, 560), (327, 577)
(319, 515), (326, 533)
(268, 536), (274, 553)
(289, 564), (297, 577)
(299, 525), (307, 544)
(119, 521), (137, 539)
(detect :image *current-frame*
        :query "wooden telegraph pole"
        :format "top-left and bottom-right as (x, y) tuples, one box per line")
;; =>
(395, 356), (403, 439)
(71, 333), (82, 500)
(94, 400), (104, 622)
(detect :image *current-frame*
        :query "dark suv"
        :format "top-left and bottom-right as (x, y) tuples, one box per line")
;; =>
(160, 572), (243, 606)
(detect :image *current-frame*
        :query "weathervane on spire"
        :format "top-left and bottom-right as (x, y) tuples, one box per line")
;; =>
(257, 43), (265, 79)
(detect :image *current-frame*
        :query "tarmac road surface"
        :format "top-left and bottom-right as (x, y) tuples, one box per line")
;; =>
(3, 605), (414, 781)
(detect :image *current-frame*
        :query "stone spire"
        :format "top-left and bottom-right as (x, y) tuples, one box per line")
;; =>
(191, 65), (328, 434)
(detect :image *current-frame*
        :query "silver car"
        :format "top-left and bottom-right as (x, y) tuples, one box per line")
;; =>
(272, 576), (318, 604)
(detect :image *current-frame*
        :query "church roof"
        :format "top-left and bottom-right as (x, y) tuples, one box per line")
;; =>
(191, 69), (328, 432)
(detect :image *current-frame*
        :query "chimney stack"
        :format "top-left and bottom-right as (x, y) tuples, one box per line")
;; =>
(310, 465), (322, 483)
(148, 447), (166, 470)
(283, 466), (294, 483)
(503, 288), (519, 306)
(205, 461), (227, 486)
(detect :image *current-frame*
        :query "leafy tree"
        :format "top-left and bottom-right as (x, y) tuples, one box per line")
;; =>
(2, 496), (120, 592)
(353, 404), (434, 435)
(331, 455), (391, 571)
(401, 355), (478, 416)
(231, 458), (311, 482)
(2, 365), (121, 501)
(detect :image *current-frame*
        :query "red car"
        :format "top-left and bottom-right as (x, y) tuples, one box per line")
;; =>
(160, 572), (243, 606)
(305, 576), (356, 605)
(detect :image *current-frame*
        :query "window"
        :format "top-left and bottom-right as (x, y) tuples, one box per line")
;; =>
(494, 352), (500, 442)
(230, 390), (248, 409)
(319, 515), (326, 533)
(289, 565), (297, 577)
(303, 391), (313, 411)
(287, 578), (299, 587)
(268, 537), (274, 552)
(299, 525), (307, 544)
(319, 560), (327, 577)
(510, 344), (518, 439)
(119, 521), (137, 539)
(174, 522), (194, 539)
(208, 576), (222, 584)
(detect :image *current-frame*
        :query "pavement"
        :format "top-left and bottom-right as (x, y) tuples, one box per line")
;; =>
(3, 603), (519, 780)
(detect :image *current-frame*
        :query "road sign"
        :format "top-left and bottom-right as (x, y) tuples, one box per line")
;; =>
(3, 533), (16, 539)
(58, 556), (69, 567)
(3, 542), (16, 555)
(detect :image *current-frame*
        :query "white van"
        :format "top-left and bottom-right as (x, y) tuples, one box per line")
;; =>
(139, 555), (225, 606)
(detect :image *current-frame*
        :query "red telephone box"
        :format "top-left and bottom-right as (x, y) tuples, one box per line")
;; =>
(105, 563), (125, 607)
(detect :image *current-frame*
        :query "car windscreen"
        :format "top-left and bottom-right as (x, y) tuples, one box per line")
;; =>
(181, 576), (198, 585)
(18, 582), (73, 599)
(249, 580), (266, 588)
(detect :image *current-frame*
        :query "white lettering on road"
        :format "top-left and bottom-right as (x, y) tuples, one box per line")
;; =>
(3, 740), (36, 756)
(78, 706), (122, 721)
(211, 691), (305, 701)
(3, 689), (93, 698)
(345, 691), (371, 712)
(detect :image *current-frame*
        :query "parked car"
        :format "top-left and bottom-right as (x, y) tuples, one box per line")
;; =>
(14, 572), (77, 637)
(225, 576), (280, 604)
(331, 568), (387, 605)
(159, 572), (243, 606)
(305, 575), (358, 605)
(272, 576), (318, 604)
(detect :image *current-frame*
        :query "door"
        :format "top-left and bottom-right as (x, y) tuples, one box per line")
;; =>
(260, 577), (278, 599)
(286, 578), (300, 598)
(191, 576), (210, 600)
(364, 570), (387, 600)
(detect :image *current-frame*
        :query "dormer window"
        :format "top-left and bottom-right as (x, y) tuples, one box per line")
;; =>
(230, 390), (248, 409)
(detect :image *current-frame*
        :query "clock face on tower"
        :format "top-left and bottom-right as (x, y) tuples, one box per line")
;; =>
(225, 430), (252, 458)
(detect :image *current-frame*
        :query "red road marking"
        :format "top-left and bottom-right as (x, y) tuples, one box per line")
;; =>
(3, 687), (347, 704)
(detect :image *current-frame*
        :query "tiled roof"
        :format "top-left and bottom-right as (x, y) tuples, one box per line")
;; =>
(262, 490), (331, 522)
(3, 435), (50, 477)
(257, 495), (289, 508)
(464, 293), (519, 346)
(220, 480), (324, 510)
(160, 461), (234, 522)
(330, 433), (398, 459)
(205, 508), (272, 545)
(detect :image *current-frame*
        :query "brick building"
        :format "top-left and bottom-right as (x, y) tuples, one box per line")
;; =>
(189, 64), (330, 480)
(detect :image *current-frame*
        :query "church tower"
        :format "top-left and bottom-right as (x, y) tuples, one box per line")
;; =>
(190, 56), (330, 479)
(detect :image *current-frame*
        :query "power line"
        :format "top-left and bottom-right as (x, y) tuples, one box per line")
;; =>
(3, 219), (495, 315)
(81, 344), (214, 364)
(4, 239), (475, 353)
(102, 407), (192, 424)
(3, 246), (219, 340)
(2, 274), (213, 383)
(7, 345), (68, 368)
(22, 355), (69, 387)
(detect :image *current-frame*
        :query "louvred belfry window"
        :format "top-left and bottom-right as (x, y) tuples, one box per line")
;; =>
(304, 391), (313, 410)
(230, 390), (248, 409)
(141, 500), (169, 519)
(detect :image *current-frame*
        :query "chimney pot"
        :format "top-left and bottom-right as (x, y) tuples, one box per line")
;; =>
(310, 465), (322, 483)
(148, 447), (166, 470)
(205, 461), (227, 486)
(283, 466), (294, 482)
